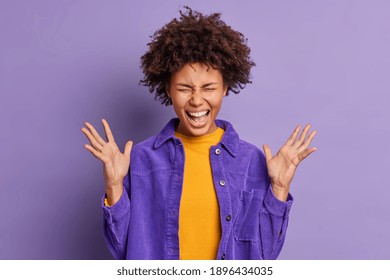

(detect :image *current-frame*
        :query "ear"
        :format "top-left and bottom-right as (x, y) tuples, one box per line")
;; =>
(166, 84), (171, 98)
(223, 85), (228, 97)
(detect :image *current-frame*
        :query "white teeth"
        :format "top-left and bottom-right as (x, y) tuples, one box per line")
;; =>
(188, 111), (208, 117)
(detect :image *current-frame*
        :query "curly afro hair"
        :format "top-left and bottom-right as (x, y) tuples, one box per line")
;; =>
(140, 6), (255, 106)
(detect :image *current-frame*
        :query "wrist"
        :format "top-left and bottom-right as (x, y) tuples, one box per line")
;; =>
(105, 177), (124, 190)
(105, 179), (124, 206)
(105, 182), (123, 190)
(105, 185), (124, 206)
(271, 182), (290, 202)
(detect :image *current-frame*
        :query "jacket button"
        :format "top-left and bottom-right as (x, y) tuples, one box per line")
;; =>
(215, 148), (221, 155)
(226, 215), (231, 221)
(221, 253), (226, 260)
(219, 180), (225, 186)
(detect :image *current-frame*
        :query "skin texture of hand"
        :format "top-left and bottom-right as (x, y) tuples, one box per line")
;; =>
(262, 124), (317, 202)
(81, 119), (133, 205)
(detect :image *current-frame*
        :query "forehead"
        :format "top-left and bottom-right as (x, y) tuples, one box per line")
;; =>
(171, 63), (223, 84)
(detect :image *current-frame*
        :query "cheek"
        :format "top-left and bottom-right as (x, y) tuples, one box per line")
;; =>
(208, 96), (224, 109)
(171, 96), (187, 111)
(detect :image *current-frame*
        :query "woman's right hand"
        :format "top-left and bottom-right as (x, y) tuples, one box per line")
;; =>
(81, 119), (133, 204)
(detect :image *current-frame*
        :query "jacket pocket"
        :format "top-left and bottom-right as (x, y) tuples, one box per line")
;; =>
(233, 189), (263, 242)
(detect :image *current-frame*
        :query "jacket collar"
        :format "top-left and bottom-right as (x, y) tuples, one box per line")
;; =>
(153, 118), (239, 157)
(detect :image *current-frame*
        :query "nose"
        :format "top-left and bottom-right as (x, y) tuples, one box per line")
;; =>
(189, 90), (204, 107)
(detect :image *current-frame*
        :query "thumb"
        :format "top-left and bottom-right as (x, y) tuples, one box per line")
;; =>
(124, 141), (133, 158)
(262, 144), (273, 162)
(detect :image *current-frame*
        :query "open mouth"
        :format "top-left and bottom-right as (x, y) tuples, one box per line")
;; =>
(185, 110), (210, 127)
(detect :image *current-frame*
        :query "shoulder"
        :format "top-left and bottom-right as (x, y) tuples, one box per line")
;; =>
(130, 131), (175, 174)
(238, 138), (266, 162)
(220, 120), (267, 178)
(236, 138), (267, 175)
(131, 118), (177, 156)
(237, 139), (269, 181)
(132, 135), (157, 154)
(218, 118), (265, 161)
(131, 134), (170, 162)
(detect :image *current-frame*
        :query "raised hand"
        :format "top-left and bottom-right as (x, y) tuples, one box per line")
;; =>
(262, 125), (317, 202)
(81, 119), (133, 205)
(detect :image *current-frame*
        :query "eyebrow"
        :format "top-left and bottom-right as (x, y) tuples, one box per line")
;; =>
(175, 82), (218, 88)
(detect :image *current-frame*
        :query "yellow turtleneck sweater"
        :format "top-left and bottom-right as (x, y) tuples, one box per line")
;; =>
(174, 127), (225, 260)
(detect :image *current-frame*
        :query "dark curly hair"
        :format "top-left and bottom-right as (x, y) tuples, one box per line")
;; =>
(140, 6), (255, 106)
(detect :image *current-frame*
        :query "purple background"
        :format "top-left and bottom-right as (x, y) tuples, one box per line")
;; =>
(1, 0), (389, 259)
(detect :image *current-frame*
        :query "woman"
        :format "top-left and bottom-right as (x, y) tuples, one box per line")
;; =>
(81, 7), (317, 260)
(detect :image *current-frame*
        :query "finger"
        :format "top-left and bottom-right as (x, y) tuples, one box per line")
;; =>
(102, 119), (115, 143)
(84, 122), (106, 146)
(81, 127), (104, 152)
(84, 144), (103, 160)
(298, 147), (317, 161)
(298, 130), (317, 153)
(262, 144), (273, 162)
(124, 141), (133, 159)
(285, 125), (301, 146)
(293, 124), (311, 148)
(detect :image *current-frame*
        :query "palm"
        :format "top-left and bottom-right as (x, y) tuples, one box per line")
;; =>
(81, 119), (133, 187)
(101, 141), (131, 187)
(263, 124), (317, 188)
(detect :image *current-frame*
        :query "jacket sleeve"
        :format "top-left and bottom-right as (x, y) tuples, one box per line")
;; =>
(102, 173), (131, 260)
(260, 182), (293, 260)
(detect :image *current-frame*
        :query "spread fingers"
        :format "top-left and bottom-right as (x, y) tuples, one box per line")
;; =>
(293, 124), (311, 148)
(83, 143), (103, 160)
(84, 122), (106, 146)
(102, 119), (115, 143)
(298, 130), (317, 153)
(81, 127), (104, 152)
(285, 125), (301, 146)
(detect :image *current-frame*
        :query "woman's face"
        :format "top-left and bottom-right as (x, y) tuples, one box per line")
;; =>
(168, 62), (227, 137)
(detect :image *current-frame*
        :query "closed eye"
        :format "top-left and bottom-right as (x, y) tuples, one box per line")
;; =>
(177, 88), (192, 92)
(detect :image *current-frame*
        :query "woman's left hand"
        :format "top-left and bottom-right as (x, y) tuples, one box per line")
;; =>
(262, 124), (317, 202)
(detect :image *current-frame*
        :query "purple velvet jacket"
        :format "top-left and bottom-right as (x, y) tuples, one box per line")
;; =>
(102, 118), (293, 260)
